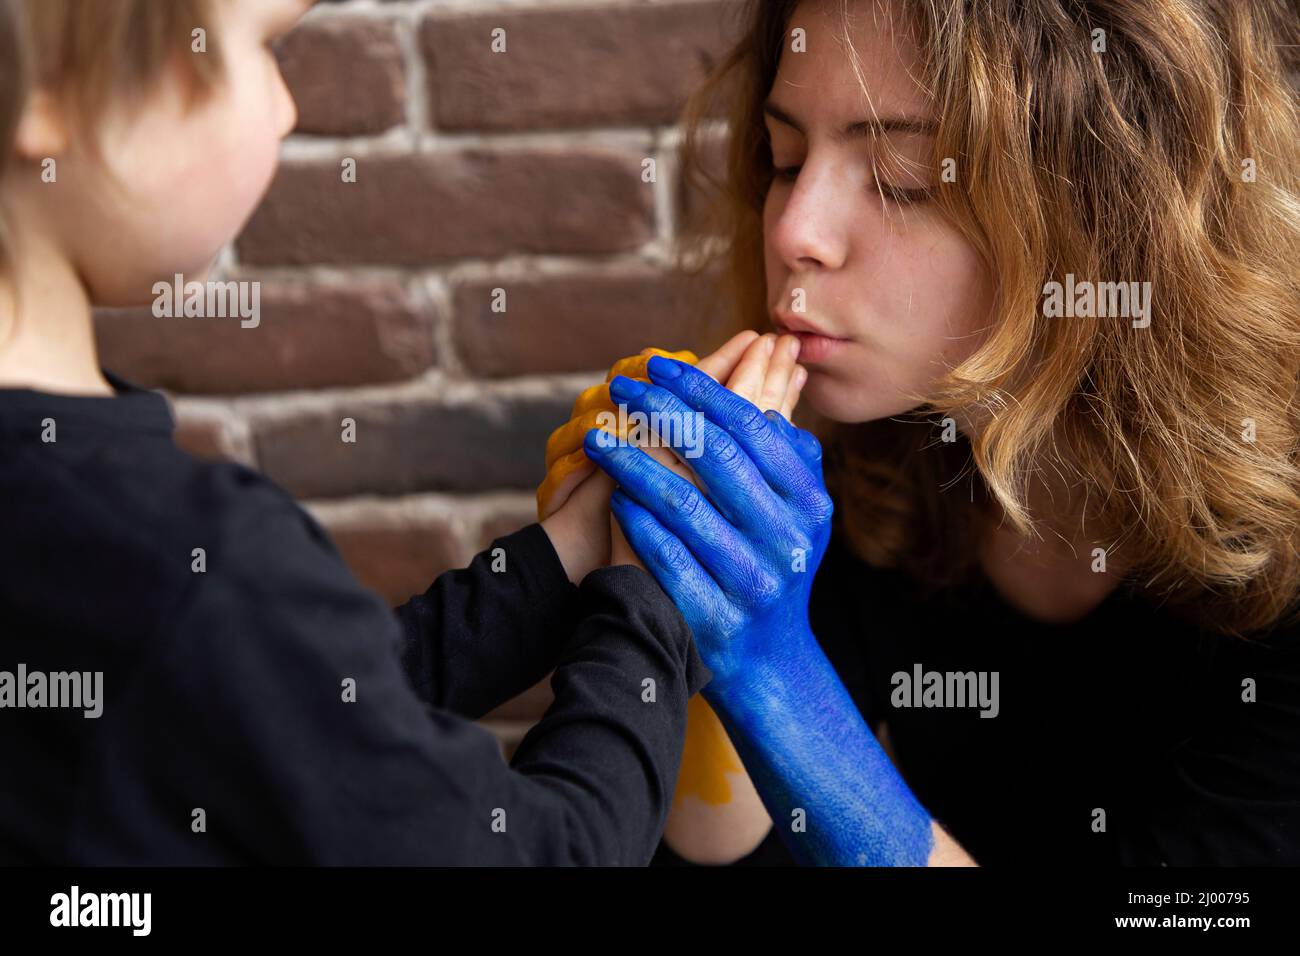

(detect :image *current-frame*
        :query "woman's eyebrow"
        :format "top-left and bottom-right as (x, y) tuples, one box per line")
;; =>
(763, 100), (936, 138)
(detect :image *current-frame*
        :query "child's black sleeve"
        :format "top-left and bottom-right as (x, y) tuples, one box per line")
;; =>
(83, 480), (710, 865)
(393, 522), (584, 720)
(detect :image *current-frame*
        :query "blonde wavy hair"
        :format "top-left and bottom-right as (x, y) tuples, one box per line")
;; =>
(679, 0), (1300, 638)
(0, 0), (220, 279)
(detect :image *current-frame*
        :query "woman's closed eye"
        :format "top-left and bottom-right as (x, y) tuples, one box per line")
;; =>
(876, 183), (932, 204)
(773, 162), (932, 204)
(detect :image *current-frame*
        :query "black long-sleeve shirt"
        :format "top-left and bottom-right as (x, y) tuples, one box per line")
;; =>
(655, 528), (1300, 866)
(0, 373), (709, 865)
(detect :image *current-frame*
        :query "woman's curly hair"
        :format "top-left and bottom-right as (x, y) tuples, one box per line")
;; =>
(679, 0), (1300, 638)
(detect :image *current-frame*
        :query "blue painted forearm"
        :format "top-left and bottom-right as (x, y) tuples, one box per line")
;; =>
(706, 636), (935, 867)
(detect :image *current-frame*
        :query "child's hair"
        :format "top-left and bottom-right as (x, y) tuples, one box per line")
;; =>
(0, 0), (221, 276)
(0, 0), (28, 279)
(679, 0), (1300, 638)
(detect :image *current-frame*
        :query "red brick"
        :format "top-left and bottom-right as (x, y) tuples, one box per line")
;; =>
(254, 389), (575, 499)
(173, 414), (242, 461)
(452, 266), (734, 378)
(422, 2), (735, 130)
(677, 131), (729, 235)
(237, 151), (655, 266)
(321, 516), (466, 606)
(95, 278), (437, 395)
(277, 16), (406, 136)
(477, 502), (540, 550)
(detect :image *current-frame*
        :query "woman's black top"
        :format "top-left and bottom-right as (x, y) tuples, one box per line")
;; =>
(653, 531), (1300, 866)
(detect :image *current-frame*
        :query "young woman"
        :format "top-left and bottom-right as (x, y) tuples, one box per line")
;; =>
(543, 0), (1300, 865)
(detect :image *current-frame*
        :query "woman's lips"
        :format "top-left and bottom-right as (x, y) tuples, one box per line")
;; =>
(773, 315), (852, 364)
(788, 330), (850, 363)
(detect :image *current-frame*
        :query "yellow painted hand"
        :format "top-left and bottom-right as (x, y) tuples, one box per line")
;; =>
(536, 347), (699, 521)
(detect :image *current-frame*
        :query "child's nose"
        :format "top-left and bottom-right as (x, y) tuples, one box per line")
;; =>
(275, 69), (299, 138)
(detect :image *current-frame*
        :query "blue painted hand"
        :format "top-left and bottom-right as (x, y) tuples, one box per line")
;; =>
(588, 356), (832, 696)
(584, 355), (935, 866)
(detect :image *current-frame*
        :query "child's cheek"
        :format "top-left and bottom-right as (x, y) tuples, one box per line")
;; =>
(165, 93), (284, 273)
(204, 124), (280, 244)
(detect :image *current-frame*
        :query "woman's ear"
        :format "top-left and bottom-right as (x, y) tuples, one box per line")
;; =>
(14, 89), (68, 160)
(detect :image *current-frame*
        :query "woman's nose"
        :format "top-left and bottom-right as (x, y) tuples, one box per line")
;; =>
(769, 166), (849, 273)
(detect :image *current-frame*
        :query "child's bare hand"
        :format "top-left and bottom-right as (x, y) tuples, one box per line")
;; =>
(603, 332), (807, 572)
(538, 346), (702, 521)
(538, 330), (807, 575)
(632, 331), (805, 496)
(609, 514), (642, 571)
(607, 439), (699, 574)
(539, 465), (616, 583)
(537, 331), (805, 515)
(537, 334), (757, 521)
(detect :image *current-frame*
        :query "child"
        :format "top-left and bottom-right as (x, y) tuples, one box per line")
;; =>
(0, 0), (707, 864)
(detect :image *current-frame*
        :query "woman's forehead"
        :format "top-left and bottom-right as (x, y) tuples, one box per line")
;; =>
(773, 1), (931, 126)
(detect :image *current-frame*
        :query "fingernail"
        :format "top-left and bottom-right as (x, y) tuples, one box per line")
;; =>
(786, 336), (801, 357)
(608, 375), (647, 402)
(583, 428), (609, 456)
(647, 355), (683, 380)
(795, 366), (808, 387)
(766, 335), (777, 356)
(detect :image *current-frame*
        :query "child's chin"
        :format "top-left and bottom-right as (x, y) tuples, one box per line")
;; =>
(88, 263), (215, 310)
(181, 263), (215, 285)
(161, 252), (225, 286)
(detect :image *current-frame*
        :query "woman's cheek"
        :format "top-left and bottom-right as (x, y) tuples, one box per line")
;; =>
(932, 239), (995, 364)
(886, 228), (990, 366)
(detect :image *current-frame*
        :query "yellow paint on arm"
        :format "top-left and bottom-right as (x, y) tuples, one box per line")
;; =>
(673, 695), (744, 805)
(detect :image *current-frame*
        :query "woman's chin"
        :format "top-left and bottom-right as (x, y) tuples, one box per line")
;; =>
(799, 374), (899, 425)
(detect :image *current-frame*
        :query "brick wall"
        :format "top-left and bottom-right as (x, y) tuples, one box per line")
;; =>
(94, 0), (741, 756)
